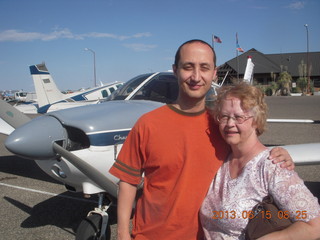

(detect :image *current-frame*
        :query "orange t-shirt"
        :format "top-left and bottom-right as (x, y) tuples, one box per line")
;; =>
(109, 105), (228, 240)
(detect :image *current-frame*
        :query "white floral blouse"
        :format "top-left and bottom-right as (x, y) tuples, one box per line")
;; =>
(200, 149), (320, 240)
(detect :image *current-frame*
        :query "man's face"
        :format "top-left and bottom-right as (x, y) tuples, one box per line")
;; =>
(173, 42), (216, 103)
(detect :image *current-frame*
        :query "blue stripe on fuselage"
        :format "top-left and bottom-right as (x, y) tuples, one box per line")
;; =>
(88, 130), (131, 146)
(37, 100), (71, 113)
(70, 85), (107, 101)
(70, 95), (87, 101)
(37, 104), (51, 113)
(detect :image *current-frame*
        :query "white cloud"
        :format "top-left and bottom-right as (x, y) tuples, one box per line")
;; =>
(286, 1), (306, 10)
(83, 32), (152, 41)
(132, 32), (152, 38)
(123, 43), (157, 52)
(0, 29), (77, 42)
(0, 28), (152, 42)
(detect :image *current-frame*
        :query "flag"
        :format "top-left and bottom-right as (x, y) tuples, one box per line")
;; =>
(213, 35), (222, 43)
(236, 32), (244, 52)
(236, 43), (244, 52)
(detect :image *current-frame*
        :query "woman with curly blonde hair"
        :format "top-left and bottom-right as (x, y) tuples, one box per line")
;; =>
(200, 82), (320, 240)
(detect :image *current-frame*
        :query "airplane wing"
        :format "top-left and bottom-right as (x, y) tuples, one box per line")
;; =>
(0, 118), (15, 135)
(269, 143), (320, 165)
(0, 99), (31, 135)
(267, 119), (320, 123)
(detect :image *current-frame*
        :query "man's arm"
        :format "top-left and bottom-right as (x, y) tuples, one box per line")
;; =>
(269, 147), (294, 170)
(117, 180), (137, 240)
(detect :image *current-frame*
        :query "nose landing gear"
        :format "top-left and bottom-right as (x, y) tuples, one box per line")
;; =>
(75, 193), (113, 240)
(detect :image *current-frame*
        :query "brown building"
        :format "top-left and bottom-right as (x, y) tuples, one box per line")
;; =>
(217, 49), (320, 88)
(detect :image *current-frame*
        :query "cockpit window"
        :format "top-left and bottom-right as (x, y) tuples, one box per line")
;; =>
(18, 92), (28, 97)
(104, 71), (218, 106)
(131, 73), (178, 103)
(107, 73), (153, 100)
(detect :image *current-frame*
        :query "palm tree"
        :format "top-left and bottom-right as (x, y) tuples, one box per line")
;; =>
(277, 71), (292, 96)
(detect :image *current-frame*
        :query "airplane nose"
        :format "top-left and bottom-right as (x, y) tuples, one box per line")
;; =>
(5, 115), (67, 160)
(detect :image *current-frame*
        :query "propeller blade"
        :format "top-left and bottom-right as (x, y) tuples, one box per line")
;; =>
(0, 99), (31, 129)
(52, 142), (118, 198)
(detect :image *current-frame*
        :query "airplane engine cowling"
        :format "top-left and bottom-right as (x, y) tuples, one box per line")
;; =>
(5, 115), (67, 159)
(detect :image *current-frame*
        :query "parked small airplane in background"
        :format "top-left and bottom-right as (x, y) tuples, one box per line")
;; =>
(1, 91), (15, 101)
(1, 63), (320, 239)
(14, 63), (123, 114)
(13, 91), (37, 103)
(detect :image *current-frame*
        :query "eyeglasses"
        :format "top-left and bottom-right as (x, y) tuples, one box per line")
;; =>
(217, 115), (253, 124)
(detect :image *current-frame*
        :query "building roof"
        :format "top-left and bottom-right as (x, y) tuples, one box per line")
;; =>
(218, 48), (320, 77)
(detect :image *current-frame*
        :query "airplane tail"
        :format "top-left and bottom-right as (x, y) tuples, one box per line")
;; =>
(29, 63), (64, 108)
(243, 56), (254, 84)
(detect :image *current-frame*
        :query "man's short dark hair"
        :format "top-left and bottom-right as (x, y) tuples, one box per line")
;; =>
(174, 39), (217, 67)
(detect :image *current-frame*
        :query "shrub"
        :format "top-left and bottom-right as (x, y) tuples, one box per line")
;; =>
(297, 77), (308, 93)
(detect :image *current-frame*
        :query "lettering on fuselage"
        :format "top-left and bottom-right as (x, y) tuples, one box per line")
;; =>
(88, 129), (131, 147)
(114, 134), (127, 141)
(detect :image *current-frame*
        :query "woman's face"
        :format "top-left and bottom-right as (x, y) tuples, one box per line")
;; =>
(218, 97), (257, 147)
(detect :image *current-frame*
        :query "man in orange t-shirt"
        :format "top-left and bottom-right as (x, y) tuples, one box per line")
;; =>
(109, 40), (294, 240)
(110, 103), (228, 239)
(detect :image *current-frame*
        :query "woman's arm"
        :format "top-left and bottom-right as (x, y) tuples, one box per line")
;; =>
(117, 180), (137, 240)
(258, 216), (320, 240)
(261, 156), (320, 240)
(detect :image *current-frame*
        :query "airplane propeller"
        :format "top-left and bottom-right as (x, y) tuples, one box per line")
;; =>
(5, 114), (68, 159)
(52, 142), (118, 198)
(1, 98), (119, 198)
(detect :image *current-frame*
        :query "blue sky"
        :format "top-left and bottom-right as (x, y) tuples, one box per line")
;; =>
(0, 0), (319, 92)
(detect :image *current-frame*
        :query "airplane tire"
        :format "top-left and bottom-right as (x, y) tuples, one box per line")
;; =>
(75, 214), (111, 240)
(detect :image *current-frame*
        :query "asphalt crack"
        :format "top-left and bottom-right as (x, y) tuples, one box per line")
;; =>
(0, 176), (17, 181)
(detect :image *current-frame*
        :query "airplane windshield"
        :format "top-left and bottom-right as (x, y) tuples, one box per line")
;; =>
(104, 71), (215, 105)
(18, 92), (27, 97)
(130, 73), (178, 103)
(107, 73), (154, 101)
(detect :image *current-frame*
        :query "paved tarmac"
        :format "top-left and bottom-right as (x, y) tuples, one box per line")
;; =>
(0, 96), (320, 240)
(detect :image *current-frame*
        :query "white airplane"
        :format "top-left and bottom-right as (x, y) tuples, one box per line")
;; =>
(0, 71), (183, 239)
(14, 63), (123, 114)
(13, 91), (37, 103)
(1, 71), (320, 240)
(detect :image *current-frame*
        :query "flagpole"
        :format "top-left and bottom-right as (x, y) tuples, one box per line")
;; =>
(237, 50), (239, 80)
(236, 33), (239, 79)
(212, 34), (214, 49)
